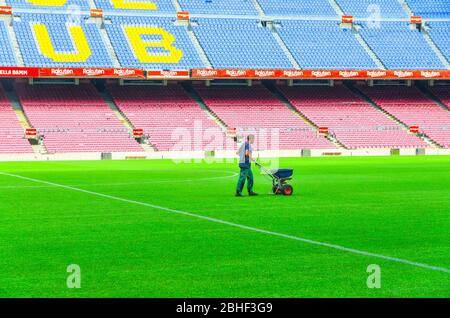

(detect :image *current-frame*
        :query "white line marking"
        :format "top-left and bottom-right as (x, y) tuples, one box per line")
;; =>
(1, 171), (449, 274)
(0, 170), (238, 189)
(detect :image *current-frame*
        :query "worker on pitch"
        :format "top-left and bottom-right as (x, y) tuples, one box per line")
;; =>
(236, 134), (258, 197)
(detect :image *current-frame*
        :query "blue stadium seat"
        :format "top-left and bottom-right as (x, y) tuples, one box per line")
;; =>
(13, 13), (113, 68)
(94, 0), (175, 13)
(105, 16), (204, 70)
(428, 22), (450, 63)
(178, 0), (258, 15)
(6, 0), (91, 11)
(336, 0), (407, 18)
(0, 21), (16, 66)
(193, 18), (293, 69)
(406, 0), (450, 18)
(257, 0), (337, 17)
(0, 3), (448, 71)
(359, 21), (445, 70)
(277, 20), (378, 69)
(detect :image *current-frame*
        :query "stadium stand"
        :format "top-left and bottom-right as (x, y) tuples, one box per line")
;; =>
(279, 85), (427, 149)
(0, 21), (16, 67)
(359, 85), (450, 148)
(6, 0), (91, 10)
(358, 22), (445, 70)
(0, 84), (33, 153)
(406, 0), (450, 18)
(178, 0), (258, 16)
(427, 22), (450, 63)
(192, 18), (293, 69)
(336, 0), (407, 18)
(0, 3), (447, 71)
(13, 13), (113, 68)
(276, 20), (378, 69)
(0, 1), (449, 156)
(14, 83), (142, 153)
(107, 83), (223, 152)
(94, 0), (175, 13)
(194, 84), (336, 150)
(430, 86), (450, 110)
(257, 0), (337, 17)
(105, 16), (204, 70)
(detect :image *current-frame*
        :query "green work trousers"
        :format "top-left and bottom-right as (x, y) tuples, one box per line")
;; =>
(236, 166), (254, 194)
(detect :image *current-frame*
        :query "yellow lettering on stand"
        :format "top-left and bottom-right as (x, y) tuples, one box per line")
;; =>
(26, 0), (67, 6)
(111, 0), (157, 10)
(124, 27), (183, 63)
(34, 24), (92, 62)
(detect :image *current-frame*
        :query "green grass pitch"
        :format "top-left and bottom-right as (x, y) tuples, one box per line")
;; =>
(0, 156), (449, 298)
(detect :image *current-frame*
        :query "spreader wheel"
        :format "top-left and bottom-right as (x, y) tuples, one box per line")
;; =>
(283, 185), (293, 196)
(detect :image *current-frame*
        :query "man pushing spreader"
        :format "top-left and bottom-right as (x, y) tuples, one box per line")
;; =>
(236, 134), (258, 197)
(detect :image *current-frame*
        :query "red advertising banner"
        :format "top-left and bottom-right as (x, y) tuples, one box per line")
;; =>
(319, 127), (329, 135)
(0, 67), (447, 80)
(0, 67), (39, 77)
(277, 70), (308, 78)
(147, 70), (190, 79)
(253, 69), (279, 78)
(192, 69), (341, 79)
(226, 127), (237, 137)
(365, 70), (448, 79)
(191, 69), (220, 78)
(365, 70), (389, 78)
(192, 69), (278, 79)
(409, 126), (420, 133)
(410, 16), (422, 24)
(192, 69), (450, 80)
(25, 128), (37, 139)
(113, 68), (145, 78)
(90, 9), (103, 17)
(390, 70), (418, 79)
(82, 68), (109, 77)
(417, 70), (448, 79)
(383, 70), (447, 79)
(132, 129), (144, 138)
(39, 68), (145, 78)
(342, 15), (353, 23)
(177, 11), (190, 20)
(0, 5), (12, 15)
(220, 69), (252, 78)
(39, 68), (83, 77)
